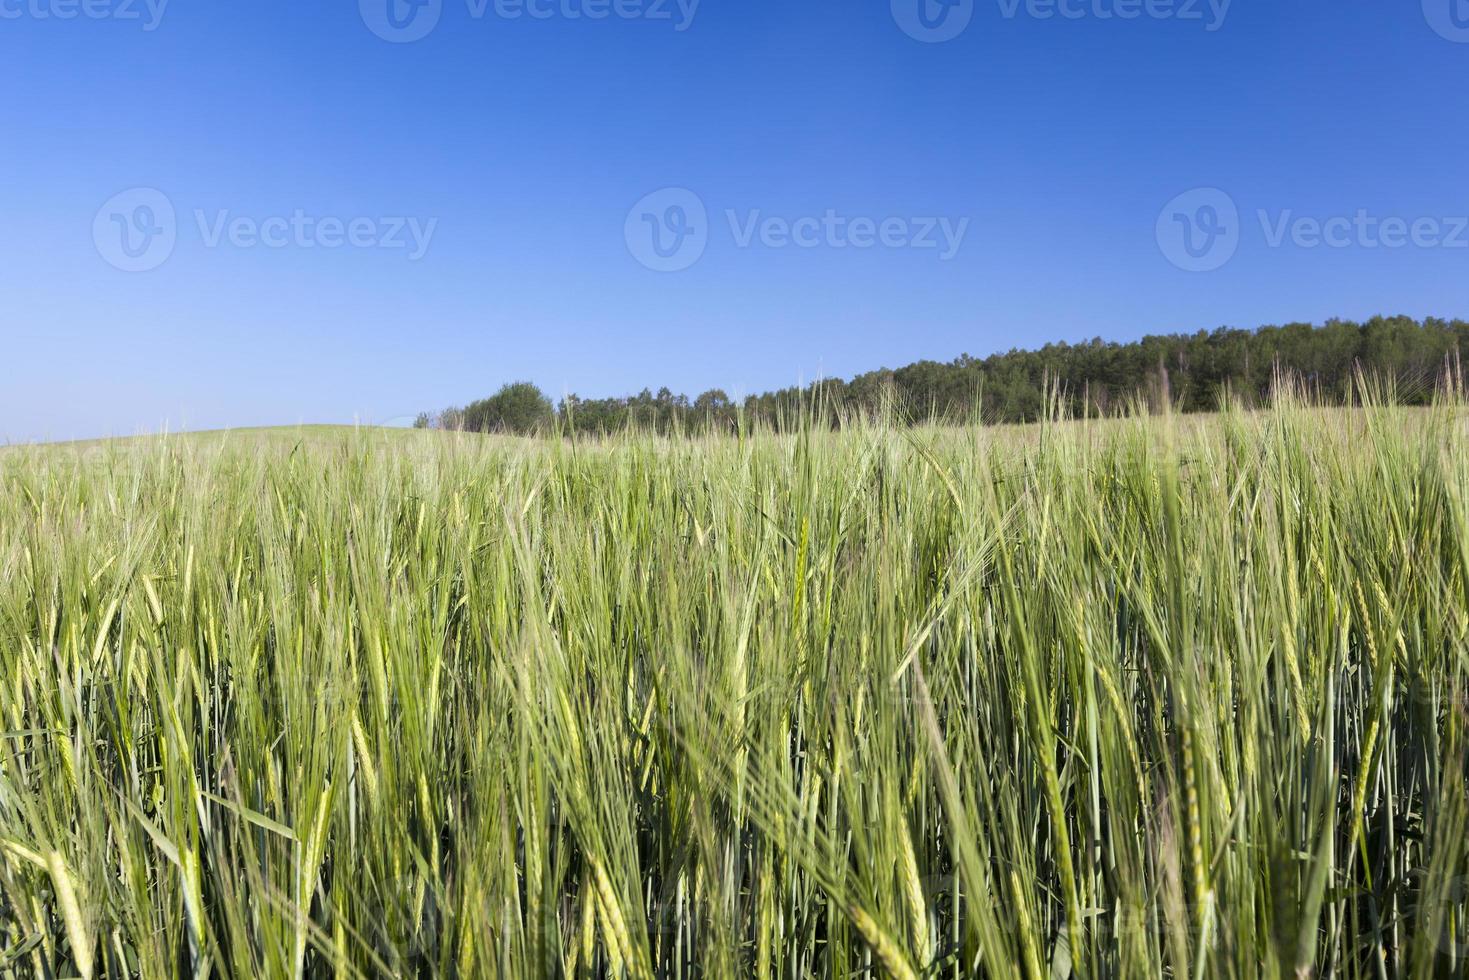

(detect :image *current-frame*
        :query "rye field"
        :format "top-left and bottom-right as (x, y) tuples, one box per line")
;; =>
(0, 399), (1466, 979)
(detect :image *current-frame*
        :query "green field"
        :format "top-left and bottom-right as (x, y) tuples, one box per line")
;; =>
(1, 400), (1466, 978)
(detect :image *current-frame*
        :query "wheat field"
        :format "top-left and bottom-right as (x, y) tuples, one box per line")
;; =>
(0, 397), (1466, 978)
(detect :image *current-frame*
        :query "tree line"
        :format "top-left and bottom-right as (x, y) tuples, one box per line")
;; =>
(414, 315), (1469, 436)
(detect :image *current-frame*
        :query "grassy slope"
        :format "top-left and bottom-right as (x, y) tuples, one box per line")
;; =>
(0, 401), (1466, 979)
(3, 425), (439, 453)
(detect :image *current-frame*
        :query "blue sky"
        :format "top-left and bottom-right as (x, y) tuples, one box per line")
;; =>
(3, 0), (1468, 441)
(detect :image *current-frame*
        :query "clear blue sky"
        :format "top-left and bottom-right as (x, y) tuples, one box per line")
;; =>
(3, 0), (1468, 442)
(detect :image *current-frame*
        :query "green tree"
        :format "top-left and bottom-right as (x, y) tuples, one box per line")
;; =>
(441, 317), (1468, 437)
(463, 383), (554, 435)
